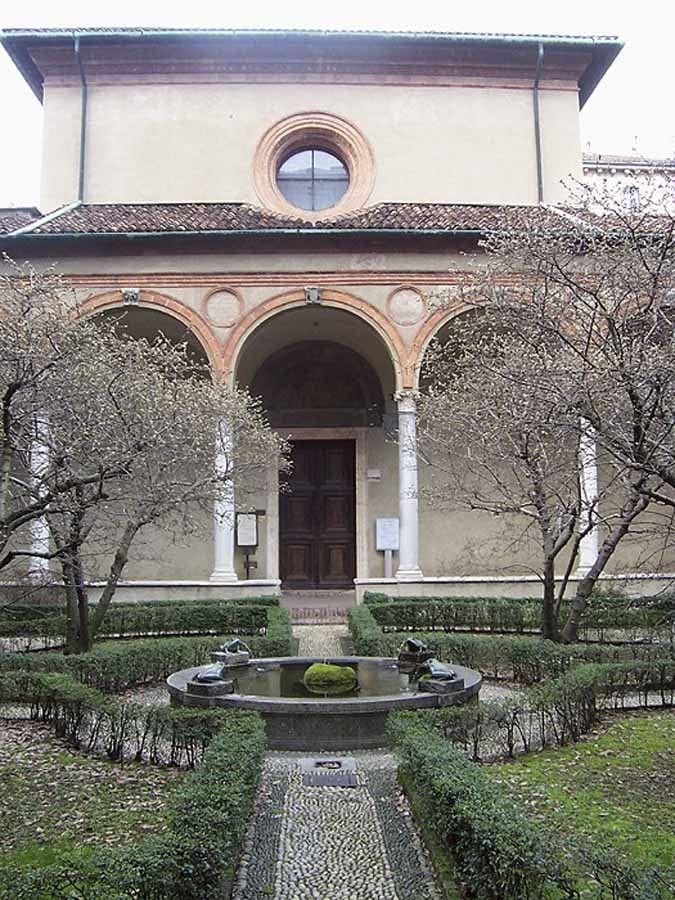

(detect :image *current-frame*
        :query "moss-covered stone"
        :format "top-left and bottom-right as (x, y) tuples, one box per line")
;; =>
(303, 662), (357, 694)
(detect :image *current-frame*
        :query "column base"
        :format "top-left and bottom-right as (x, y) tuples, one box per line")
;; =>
(209, 570), (239, 584)
(395, 566), (424, 581)
(575, 565), (592, 577)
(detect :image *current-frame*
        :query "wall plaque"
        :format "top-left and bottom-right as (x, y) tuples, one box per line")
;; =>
(236, 513), (258, 547)
(376, 518), (399, 551)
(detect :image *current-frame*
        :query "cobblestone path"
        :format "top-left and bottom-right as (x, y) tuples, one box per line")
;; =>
(233, 751), (440, 900)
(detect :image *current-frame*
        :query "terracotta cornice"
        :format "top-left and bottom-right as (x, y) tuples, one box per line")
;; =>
(31, 41), (591, 89)
(60, 271), (493, 288)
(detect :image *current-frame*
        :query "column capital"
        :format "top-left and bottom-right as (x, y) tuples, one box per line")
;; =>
(393, 389), (421, 412)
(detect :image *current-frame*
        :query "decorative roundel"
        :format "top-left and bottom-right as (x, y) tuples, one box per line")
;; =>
(204, 289), (242, 328)
(388, 287), (426, 326)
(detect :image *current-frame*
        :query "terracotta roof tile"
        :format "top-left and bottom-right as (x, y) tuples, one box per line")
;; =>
(3, 202), (668, 240)
(0, 207), (40, 234)
(9, 202), (559, 237)
(583, 153), (675, 170)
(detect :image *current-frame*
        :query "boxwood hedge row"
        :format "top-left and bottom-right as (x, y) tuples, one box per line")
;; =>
(387, 709), (673, 899)
(348, 605), (674, 684)
(0, 608), (292, 693)
(364, 592), (674, 639)
(0, 598), (283, 644)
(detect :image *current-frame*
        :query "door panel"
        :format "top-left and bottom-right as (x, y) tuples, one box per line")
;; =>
(280, 440), (355, 589)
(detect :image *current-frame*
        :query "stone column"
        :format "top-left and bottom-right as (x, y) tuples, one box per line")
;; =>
(209, 419), (238, 583)
(394, 390), (423, 580)
(28, 414), (51, 583)
(577, 419), (600, 576)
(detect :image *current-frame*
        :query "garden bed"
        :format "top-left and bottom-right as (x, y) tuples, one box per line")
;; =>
(0, 719), (183, 869)
(490, 710), (675, 878)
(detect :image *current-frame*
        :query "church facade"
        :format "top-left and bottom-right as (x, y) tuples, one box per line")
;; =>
(3, 27), (669, 601)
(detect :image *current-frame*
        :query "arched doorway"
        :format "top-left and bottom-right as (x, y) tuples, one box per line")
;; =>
(235, 304), (397, 588)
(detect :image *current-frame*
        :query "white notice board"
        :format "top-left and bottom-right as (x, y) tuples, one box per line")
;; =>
(236, 513), (258, 547)
(376, 518), (399, 551)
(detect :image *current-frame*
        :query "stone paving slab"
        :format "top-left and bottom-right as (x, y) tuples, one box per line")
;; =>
(233, 751), (440, 900)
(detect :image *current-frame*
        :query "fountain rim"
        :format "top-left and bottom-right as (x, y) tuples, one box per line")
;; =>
(166, 655), (482, 714)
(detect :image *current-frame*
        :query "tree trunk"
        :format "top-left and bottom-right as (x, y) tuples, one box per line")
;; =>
(58, 502), (92, 654)
(561, 492), (649, 643)
(90, 521), (140, 639)
(62, 563), (82, 655)
(542, 556), (560, 641)
(73, 551), (91, 653)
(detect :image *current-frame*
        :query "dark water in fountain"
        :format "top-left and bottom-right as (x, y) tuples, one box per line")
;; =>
(229, 660), (418, 700)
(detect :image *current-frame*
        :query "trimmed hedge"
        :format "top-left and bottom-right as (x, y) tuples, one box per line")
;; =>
(0, 611), (292, 693)
(409, 659), (675, 761)
(387, 714), (573, 898)
(0, 706), (266, 899)
(348, 605), (674, 684)
(0, 669), (231, 766)
(387, 710), (673, 899)
(365, 593), (674, 639)
(0, 599), (279, 643)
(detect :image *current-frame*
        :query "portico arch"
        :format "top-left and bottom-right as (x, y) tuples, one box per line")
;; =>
(410, 298), (480, 390)
(80, 289), (222, 376)
(234, 298), (399, 589)
(224, 288), (405, 390)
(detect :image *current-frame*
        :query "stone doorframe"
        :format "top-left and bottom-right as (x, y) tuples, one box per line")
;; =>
(265, 428), (368, 583)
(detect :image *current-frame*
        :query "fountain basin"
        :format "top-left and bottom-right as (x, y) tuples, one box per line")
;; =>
(167, 656), (482, 750)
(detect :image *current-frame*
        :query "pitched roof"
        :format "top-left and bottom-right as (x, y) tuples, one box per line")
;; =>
(0, 201), (559, 238)
(0, 207), (40, 233)
(1, 28), (622, 107)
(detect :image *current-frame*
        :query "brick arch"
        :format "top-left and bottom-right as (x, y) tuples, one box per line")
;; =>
(408, 298), (481, 389)
(78, 289), (224, 377)
(224, 288), (406, 390)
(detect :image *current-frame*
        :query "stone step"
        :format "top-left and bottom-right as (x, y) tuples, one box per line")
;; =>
(290, 606), (349, 624)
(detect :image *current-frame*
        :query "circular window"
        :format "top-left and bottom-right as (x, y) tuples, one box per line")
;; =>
(277, 149), (350, 212)
(254, 113), (375, 221)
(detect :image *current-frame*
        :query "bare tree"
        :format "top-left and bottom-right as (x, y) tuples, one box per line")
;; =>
(420, 173), (675, 641)
(0, 262), (286, 652)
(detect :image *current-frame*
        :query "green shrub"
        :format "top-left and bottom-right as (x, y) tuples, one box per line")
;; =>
(0, 599), (278, 643)
(348, 605), (386, 656)
(387, 710), (673, 899)
(387, 714), (572, 898)
(349, 606), (674, 684)
(0, 615), (293, 694)
(368, 595), (672, 638)
(409, 659), (675, 761)
(0, 669), (233, 766)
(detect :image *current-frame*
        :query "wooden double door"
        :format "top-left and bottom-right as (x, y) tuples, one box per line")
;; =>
(280, 440), (356, 589)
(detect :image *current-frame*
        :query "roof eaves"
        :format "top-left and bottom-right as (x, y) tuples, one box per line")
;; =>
(0, 27), (622, 43)
(0, 31), (46, 102)
(3, 226), (487, 240)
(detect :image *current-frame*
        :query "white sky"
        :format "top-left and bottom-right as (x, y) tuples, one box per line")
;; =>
(1, 0), (673, 208)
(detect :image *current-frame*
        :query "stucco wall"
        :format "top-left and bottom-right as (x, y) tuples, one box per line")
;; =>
(40, 81), (582, 212)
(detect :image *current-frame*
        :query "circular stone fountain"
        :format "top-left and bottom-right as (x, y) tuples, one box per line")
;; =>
(167, 656), (482, 750)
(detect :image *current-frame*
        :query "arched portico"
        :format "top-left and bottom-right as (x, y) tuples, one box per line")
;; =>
(223, 299), (422, 588)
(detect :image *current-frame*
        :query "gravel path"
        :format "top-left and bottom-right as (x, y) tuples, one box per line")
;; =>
(294, 623), (349, 657)
(233, 751), (440, 900)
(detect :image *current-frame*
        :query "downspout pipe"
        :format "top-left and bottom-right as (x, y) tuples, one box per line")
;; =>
(74, 35), (87, 203)
(533, 42), (544, 204)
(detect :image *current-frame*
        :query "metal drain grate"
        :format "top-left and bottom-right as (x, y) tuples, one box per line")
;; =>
(299, 757), (358, 787)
